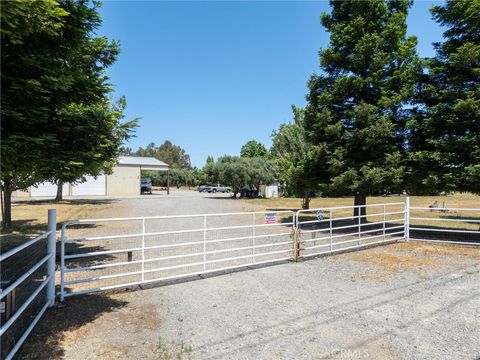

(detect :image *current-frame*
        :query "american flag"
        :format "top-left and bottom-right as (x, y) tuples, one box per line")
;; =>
(265, 213), (277, 224)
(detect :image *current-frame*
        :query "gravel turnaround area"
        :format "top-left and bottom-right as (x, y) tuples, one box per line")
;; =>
(16, 192), (480, 360)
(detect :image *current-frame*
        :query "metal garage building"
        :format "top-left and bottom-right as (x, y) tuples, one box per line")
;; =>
(19, 156), (169, 198)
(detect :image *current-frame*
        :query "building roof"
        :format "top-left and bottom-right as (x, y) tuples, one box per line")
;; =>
(118, 156), (169, 170)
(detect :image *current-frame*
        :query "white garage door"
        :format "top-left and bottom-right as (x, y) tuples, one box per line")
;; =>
(72, 175), (106, 196)
(31, 182), (69, 197)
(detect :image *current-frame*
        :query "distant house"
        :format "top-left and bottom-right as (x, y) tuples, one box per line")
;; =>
(14, 156), (169, 198)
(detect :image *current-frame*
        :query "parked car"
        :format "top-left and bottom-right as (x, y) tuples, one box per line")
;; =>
(198, 184), (211, 192)
(141, 177), (152, 194)
(206, 184), (231, 193)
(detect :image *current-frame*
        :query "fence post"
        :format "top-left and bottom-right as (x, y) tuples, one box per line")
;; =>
(293, 212), (300, 261)
(47, 209), (56, 306)
(405, 196), (410, 242)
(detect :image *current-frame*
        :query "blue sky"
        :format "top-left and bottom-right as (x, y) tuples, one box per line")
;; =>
(99, 1), (444, 168)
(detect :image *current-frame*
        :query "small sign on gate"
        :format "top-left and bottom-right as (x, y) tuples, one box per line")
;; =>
(316, 210), (324, 221)
(265, 213), (277, 224)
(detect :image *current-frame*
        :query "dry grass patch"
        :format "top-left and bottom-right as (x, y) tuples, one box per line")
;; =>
(245, 193), (480, 212)
(336, 242), (480, 281)
(1, 199), (127, 250)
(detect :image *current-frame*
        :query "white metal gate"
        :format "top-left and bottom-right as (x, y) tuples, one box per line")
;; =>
(59, 199), (479, 299)
(60, 210), (296, 299)
(295, 202), (407, 258)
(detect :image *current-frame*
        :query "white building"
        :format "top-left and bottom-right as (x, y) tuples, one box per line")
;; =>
(15, 156), (169, 198)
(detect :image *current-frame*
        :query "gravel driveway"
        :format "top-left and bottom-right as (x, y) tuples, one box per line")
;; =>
(18, 192), (480, 360)
(117, 190), (262, 217)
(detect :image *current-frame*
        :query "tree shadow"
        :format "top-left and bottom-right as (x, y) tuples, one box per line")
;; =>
(410, 224), (479, 243)
(1, 220), (102, 256)
(17, 294), (129, 360)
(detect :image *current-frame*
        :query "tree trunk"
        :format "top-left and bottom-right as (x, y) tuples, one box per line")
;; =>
(55, 180), (63, 202)
(2, 188), (13, 230)
(353, 192), (367, 225)
(302, 191), (310, 209)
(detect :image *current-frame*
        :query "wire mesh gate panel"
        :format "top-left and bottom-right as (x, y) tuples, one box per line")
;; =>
(60, 211), (295, 299)
(296, 203), (407, 257)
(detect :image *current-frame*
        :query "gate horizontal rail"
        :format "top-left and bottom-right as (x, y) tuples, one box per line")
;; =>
(409, 206), (480, 245)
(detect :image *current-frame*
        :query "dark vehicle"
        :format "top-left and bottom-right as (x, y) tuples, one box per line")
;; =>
(240, 185), (259, 198)
(141, 177), (152, 194)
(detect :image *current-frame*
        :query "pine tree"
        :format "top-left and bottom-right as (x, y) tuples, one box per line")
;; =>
(303, 0), (420, 218)
(408, 0), (480, 194)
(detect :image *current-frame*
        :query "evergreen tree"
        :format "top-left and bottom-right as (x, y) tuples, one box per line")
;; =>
(240, 140), (268, 158)
(1, 1), (136, 227)
(303, 0), (420, 218)
(408, 0), (480, 194)
(271, 106), (317, 209)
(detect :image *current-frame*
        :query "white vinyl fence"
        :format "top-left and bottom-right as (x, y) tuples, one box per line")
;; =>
(0, 210), (56, 360)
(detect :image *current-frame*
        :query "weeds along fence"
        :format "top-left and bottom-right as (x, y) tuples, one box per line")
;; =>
(409, 206), (480, 245)
(60, 210), (296, 299)
(0, 210), (56, 360)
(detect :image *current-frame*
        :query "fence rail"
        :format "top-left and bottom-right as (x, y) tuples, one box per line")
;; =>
(409, 206), (480, 245)
(0, 209), (56, 360)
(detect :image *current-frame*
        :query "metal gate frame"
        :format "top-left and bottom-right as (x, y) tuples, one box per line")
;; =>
(60, 210), (296, 300)
(294, 201), (408, 258)
(59, 198), (479, 299)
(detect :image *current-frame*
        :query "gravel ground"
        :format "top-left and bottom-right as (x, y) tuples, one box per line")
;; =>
(111, 190), (260, 217)
(17, 192), (480, 360)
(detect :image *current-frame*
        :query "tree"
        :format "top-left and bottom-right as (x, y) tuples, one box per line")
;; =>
(1, 0), (136, 228)
(205, 156), (214, 166)
(1, 0), (69, 229)
(271, 106), (318, 209)
(134, 140), (191, 169)
(206, 156), (276, 198)
(408, 0), (480, 195)
(303, 0), (420, 219)
(49, 0), (137, 201)
(240, 140), (268, 158)
(51, 98), (137, 201)
(144, 168), (199, 189)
